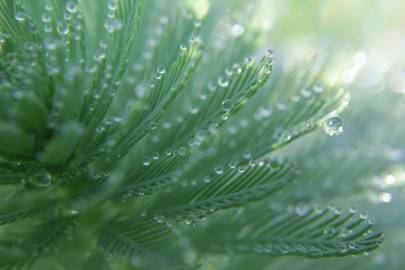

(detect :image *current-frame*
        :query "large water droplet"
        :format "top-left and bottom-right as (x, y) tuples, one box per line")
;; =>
(323, 116), (343, 136)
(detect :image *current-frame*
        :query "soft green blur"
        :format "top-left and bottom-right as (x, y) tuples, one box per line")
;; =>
(197, 0), (405, 269)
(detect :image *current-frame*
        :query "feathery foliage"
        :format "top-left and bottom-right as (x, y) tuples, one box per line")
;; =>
(0, 0), (387, 269)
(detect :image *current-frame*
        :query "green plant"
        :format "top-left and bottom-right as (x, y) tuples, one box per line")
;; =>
(0, 0), (385, 269)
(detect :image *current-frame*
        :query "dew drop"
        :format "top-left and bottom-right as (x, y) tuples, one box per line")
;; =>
(367, 217), (376, 225)
(349, 206), (356, 213)
(152, 152), (160, 160)
(153, 215), (165, 223)
(295, 205), (310, 216)
(56, 22), (70, 35)
(217, 76), (229, 88)
(238, 165), (247, 173)
(313, 84), (324, 93)
(360, 212), (368, 220)
(185, 219), (192, 225)
(229, 161), (237, 169)
(143, 157), (151, 166)
(378, 192), (392, 203)
(203, 176), (211, 183)
(108, 0), (118, 10)
(222, 99), (233, 112)
(180, 44), (187, 54)
(157, 65), (166, 74)
(189, 106), (200, 114)
(231, 24), (245, 37)
(29, 168), (52, 188)
(214, 165), (224, 175)
(323, 227), (335, 236)
(104, 19), (114, 33)
(66, 1), (77, 13)
(323, 116), (343, 136)
(41, 14), (51, 23)
(14, 12), (26, 22)
(44, 23), (52, 33)
(70, 209), (79, 215)
(265, 49), (274, 58)
(225, 67), (233, 76)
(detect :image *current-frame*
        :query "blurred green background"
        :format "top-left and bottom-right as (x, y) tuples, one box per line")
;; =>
(192, 0), (405, 269)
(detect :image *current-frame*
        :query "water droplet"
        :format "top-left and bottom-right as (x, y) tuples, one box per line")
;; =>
(44, 23), (52, 33)
(313, 84), (324, 93)
(45, 4), (53, 11)
(41, 14), (51, 23)
(323, 116), (343, 136)
(193, 20), (202, 28)
(349, 206), (356, 213)
(14, 12), (26, 22)
(378, 192), (392, 203)
(360, 212), (368, 220)
(180, 44), (187, 54)
(153, 215), (165, 223)
(367, 217), (376, 225)
(185, 219), (192, 225)
(222, 99), (233, 112)
(108, 0), (118, 10)
(323, 228), (335, 236)
(214, 165), (224, 175)
(248, 159), (256, 167)
(104, 19), (114, 33)
(56, 22), (70, 35)
(339, 228), (350, 238)
(28, 168), (52, 188)
(66, 1), (77, 13)
(231, 24), (245, 37)
(295, 205), (310, 216)
(142, 157), (151, 166)
(225, 67), (233, 76)
(384, 174), (396, 184)
(265, 49), (274, 58)
(229, 161), (237, 169)
(189, 106), (200, 114)
(157, 65), (166, 74)
(218, 76), (229, 88)
(152, 152), (160, 160)
(238, 165), (247, 173)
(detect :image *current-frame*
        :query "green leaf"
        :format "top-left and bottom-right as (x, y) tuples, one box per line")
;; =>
(0, 123), (35, 157)
(41, 121), (84, 166)
(98, 217), (188, 269)
(149, 159), (297, 221)
(190, 205), (383, 258)
(0, 217), (78, 269)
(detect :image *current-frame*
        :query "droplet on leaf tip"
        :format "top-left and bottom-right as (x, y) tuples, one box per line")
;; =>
(323, 116), (343, 136)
